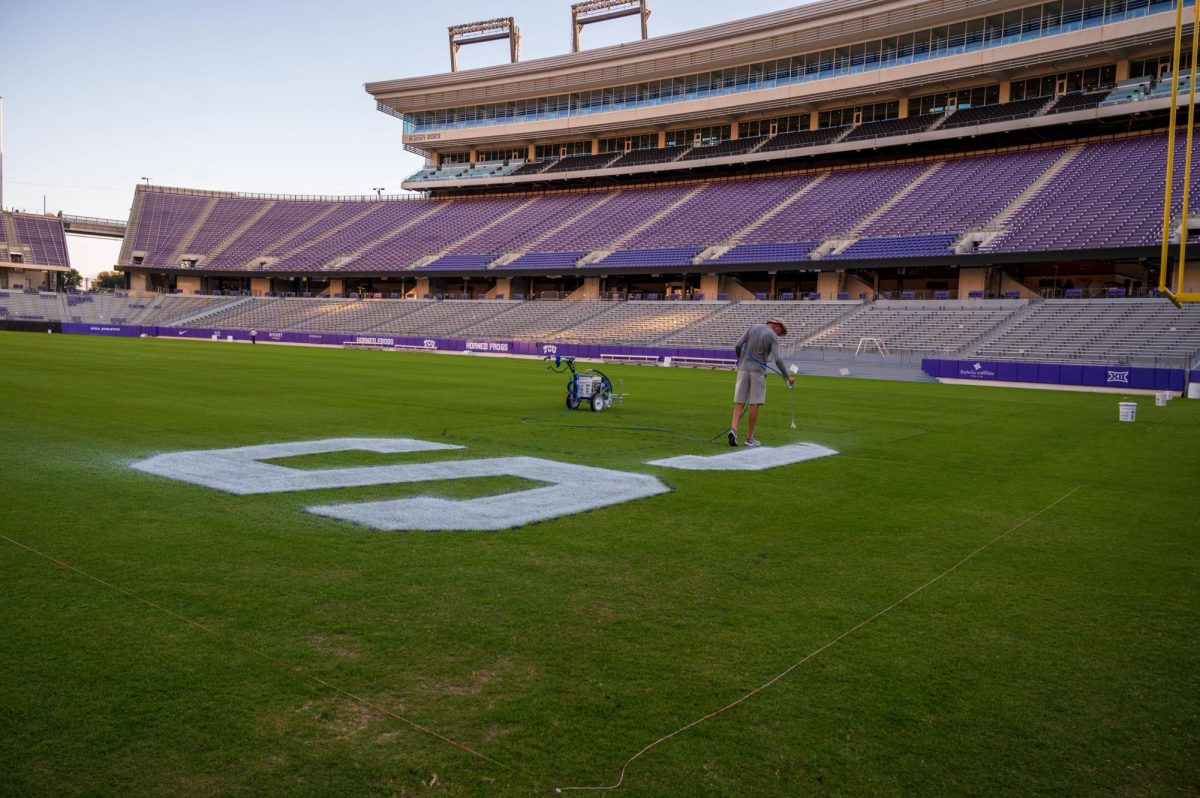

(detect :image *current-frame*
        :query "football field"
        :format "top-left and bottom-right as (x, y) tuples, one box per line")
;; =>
(2, 333), (1197, 796)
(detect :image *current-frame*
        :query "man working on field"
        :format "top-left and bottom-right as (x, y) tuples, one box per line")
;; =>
(729, 317), (794, 447)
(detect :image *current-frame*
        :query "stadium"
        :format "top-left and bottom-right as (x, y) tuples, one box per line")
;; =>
(2, 0), (1199, 795)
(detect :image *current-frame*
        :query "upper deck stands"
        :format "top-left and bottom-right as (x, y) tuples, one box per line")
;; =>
(121, 133), (1190, 275)
(9, 214), (71, 268)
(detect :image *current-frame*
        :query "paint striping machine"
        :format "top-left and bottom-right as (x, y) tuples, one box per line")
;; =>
(544, 355), (625, 412)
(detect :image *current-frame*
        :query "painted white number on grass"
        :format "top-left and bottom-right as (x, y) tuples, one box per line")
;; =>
(130, 438), (669, 532)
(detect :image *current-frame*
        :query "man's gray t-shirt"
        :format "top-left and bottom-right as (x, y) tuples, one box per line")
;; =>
(735, 324), (788, 376)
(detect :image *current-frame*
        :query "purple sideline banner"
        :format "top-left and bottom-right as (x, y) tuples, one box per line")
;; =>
(59, 323), (737, 365)
(61, 323), (143, 337)
(922, 358), (1187, 392)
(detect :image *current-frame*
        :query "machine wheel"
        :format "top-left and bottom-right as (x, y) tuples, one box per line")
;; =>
(566, 393), (580, 410)
(590, 392), (605, 412)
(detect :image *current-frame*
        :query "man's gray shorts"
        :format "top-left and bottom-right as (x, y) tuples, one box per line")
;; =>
(733, 369), (767, 405)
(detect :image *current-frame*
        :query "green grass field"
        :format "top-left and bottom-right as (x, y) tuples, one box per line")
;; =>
(2, 333), (1197, 797)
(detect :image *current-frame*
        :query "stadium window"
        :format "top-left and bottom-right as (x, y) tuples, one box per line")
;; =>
(815, 49), (834, 77)
(1061, 0), (1085, 30)
(863, 40), (882, 71)
(849, 43), (867, 74)
(983, 14), (1003, 45)
(1042, 2), (1063, 34)
(1002, 10), (1022, 43)
(931, 26), (949, 57)
(946, 22), (967, 54)
(965, 19), (985, 50)
(1125, 0), (1151, 17)
(912, 30), (931, 62)
(880, 36), (898, 67)
(834, 46), (851, 75)
(1021, 7), (1043, 39)
(1082, 0), (1107, 26)
(806, 52), (822, 79)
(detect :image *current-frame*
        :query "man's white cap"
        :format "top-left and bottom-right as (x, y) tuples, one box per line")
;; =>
(766, 317), (788, 336)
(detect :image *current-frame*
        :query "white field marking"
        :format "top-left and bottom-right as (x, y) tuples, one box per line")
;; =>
(308, 457), (669, 532)
(130, 438), (670, 532)
(0, 531), (531, 782)
(646, 443), (838, 471)
(130, 438), (464, 495)
(556, 485), (1083, 793)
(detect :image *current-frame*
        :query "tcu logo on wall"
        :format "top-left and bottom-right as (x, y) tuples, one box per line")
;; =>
(131, 438), (836, 531)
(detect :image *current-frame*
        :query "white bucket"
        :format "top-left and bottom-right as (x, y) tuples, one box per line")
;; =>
(661, 357), (672, 367)
(1155, 391), (1171, 407)
(1118, 401), (1137, 422)
(1190, 382), (1200, 400)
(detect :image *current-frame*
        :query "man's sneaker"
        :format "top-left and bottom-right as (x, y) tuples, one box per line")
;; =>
(727, 428), (739, 447)
(744, 437), (762, 447)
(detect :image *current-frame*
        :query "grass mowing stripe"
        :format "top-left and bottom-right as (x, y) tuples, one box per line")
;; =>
(557, 484), (1084, 794)
(0, 530), (534, 785)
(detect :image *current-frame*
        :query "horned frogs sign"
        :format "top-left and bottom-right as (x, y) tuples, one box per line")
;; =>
(131, 437), (836, 531)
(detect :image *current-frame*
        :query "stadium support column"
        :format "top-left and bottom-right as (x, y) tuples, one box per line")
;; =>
(327, 279), (344, 298)
(959, 268), (986, 299)
(487, 277), (511, 299)
(251, 277), (271, 296)
(898, 98), (909, 119)
(177, 275), (201, 295)
(566, 277), (600, 299)
(999, 82), (1011, 104)
(413, 277), (431, 299)
(817, 271), (839, 300)
(700, 273), (720, 299)
(1116, 60), (1131, 82)
(843, 273), (872, 300)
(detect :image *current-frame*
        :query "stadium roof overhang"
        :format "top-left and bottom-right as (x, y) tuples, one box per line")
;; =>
(373, 12), (1181, 160)
(368, 0), (1041, 108)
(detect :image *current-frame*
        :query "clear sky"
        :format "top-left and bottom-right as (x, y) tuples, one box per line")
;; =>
(1, 0), (801, 278)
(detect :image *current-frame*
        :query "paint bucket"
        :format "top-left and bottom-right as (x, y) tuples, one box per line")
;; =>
(661, 357), (672, 367)
(1190, 382), (1200, 400)
(1155, 391), (1171, 407)
(1118, 401), (1137, 422)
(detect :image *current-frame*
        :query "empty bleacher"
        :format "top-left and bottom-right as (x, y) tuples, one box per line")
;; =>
(289, 300), (432, 333)
(659, 301), (860, 349)
(137, 295), (241, 327)
(121, 134), (1199, 274)
(0, 291), (64, 322)
(370, 300), (517, 336)
(180, 297), (336, 330)
(970, 299), (1200, 364)
(803, 301), (1025, 354)
(64, 294), (154, 324)
(554, 301), (725, 345)
(457, 300), (613, 340)
(940, 97), (1051, 129)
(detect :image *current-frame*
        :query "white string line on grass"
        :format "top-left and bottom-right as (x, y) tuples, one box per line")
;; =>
(0, 532), (531, 783)
(556, 484), (1083, 794)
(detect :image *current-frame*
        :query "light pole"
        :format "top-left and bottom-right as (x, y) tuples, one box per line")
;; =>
(372, 187), (385, 197)
(141, 177), (152, 186)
